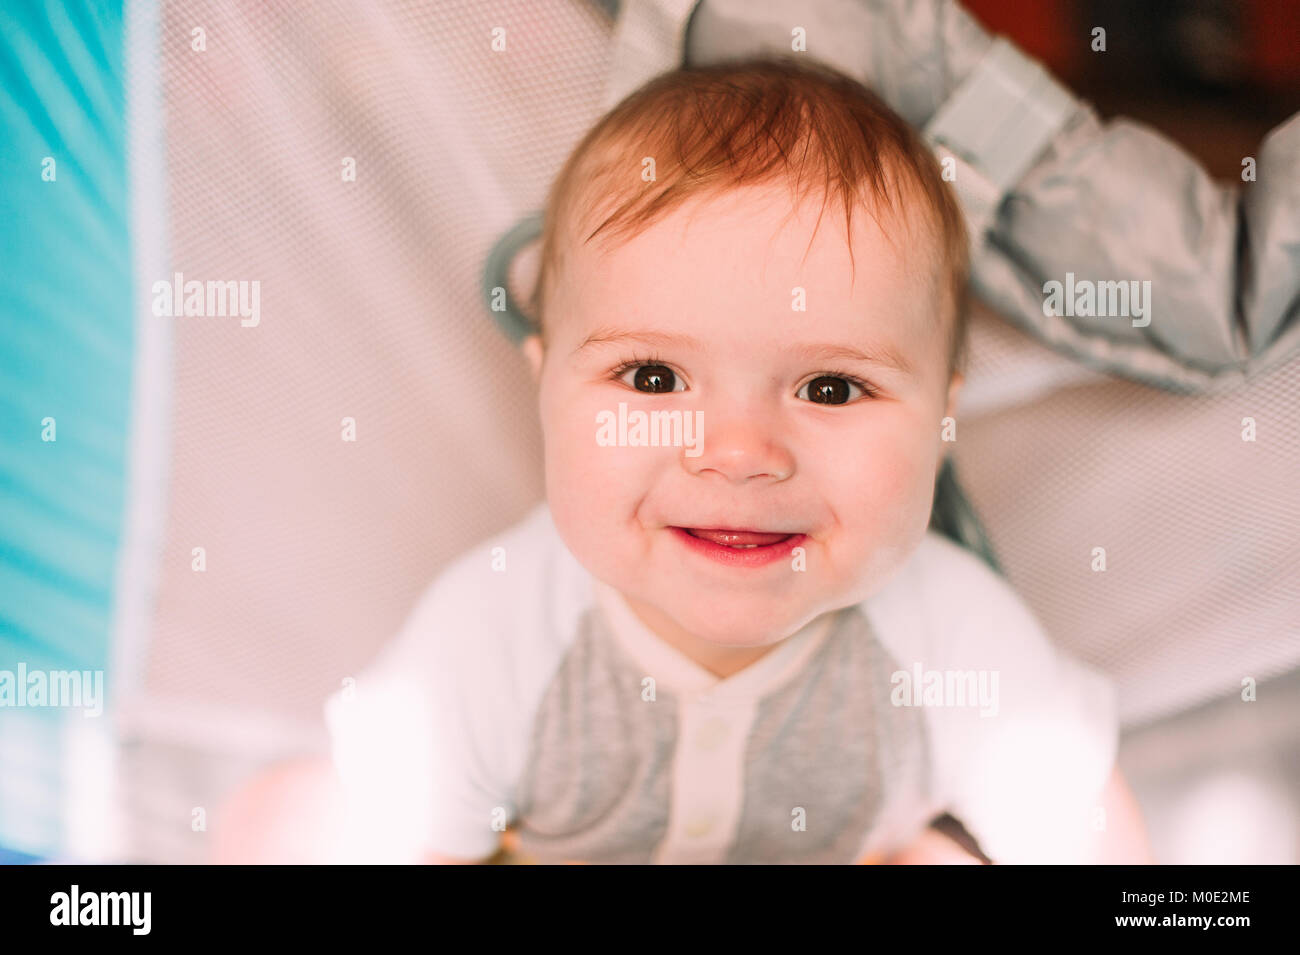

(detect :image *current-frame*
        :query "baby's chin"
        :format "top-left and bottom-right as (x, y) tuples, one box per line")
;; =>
(634, 586), (837, 647)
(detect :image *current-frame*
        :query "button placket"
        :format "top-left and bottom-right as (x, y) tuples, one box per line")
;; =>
(654, 697), (755, 864)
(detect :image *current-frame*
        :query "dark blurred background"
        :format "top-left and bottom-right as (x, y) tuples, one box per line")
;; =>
(967, 0), (1299, 177)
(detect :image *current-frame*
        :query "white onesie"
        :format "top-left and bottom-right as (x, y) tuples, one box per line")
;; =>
(324, 500), (1117, 864)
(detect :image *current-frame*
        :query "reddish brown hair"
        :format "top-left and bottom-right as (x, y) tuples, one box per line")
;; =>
(531, 56), (971, 374)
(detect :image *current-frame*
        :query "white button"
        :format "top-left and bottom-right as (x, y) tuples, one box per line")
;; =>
(695, 717), (729, 750)
(685, 816), (715, 838)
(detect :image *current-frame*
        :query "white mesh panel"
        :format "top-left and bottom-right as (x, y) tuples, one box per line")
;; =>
(955, 302), (1300, 727)
(132, 0), (612, 731)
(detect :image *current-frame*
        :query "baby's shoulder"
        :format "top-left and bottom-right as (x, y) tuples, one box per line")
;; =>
(857, 530), (1051, 664)
(395, 502), (595, 669)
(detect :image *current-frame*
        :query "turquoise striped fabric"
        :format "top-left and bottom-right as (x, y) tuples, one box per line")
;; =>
(0, 0), (130, 855)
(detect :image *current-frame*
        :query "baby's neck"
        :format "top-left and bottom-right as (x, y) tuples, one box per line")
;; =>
(620, 595), (784, 680)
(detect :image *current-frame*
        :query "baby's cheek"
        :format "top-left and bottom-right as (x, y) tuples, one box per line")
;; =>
(550, 410), (606, 479)
(549, 406), (651, 493)
(544, 406), (614, 511)
(540, 398), (658, 565)
(834, 421), (940, 550)
(841, 431), (931, 508)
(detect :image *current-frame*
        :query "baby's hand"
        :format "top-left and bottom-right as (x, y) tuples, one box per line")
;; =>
(878, 826), (986, 865)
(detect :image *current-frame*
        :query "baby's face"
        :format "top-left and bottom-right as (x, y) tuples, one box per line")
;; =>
(529, 184), (959, 648)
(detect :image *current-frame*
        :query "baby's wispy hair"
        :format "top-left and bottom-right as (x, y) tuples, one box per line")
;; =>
(532, 56), (971, 373)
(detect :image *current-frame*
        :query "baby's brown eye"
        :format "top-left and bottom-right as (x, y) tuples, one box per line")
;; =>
(631, 364), (677, 393)
(801, 375), (858, 404)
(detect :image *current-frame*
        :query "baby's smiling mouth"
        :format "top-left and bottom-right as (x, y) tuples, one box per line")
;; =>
(675, 527), (796, 549)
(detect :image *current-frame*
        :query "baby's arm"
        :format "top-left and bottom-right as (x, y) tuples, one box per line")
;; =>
(1078, 763), (1154, 864)
(883, 825), (985, 865)
(884, 762), (1154, 865)
(422, 849), (495, 864)
(212, 756), (500, 864)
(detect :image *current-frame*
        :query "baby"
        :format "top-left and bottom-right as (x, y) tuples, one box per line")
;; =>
(321, 58), (1147, 865)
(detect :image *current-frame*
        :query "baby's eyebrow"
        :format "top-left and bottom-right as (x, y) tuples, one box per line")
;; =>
(573, 328), (701, 354)
(790, 342), (913, 376)
(573, 326), (911, 375)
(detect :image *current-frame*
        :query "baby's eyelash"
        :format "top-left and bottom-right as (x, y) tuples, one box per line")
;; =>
(607, 357), (878, 400)
(808, 371), (879, 400)
(608, 353), (669, 381)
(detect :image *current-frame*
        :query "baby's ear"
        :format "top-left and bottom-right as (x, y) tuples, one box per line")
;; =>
(522, 334), (544, 382)
(944, 370), (963, 420)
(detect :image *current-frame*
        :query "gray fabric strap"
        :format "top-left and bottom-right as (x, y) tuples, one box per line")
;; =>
(930, 457), (1000, 573)
(923, 37), (1075, 247)
(481, 211), (543, 345)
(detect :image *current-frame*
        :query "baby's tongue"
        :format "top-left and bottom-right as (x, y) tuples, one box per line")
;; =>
(687, 528), (790, 547)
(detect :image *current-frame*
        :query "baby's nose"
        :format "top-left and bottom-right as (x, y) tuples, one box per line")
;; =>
(681, 411), (794, 484)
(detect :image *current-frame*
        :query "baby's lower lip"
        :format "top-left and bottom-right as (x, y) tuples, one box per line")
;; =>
(669, 526), (805, 567)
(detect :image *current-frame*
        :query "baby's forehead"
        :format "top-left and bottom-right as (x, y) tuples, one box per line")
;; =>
(552, 183), (951, 371)
(568, 206), (933, 350)
(569, 181), (941, 307)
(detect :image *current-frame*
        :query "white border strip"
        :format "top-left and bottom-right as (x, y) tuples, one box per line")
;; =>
(113, 0), (172, 710)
